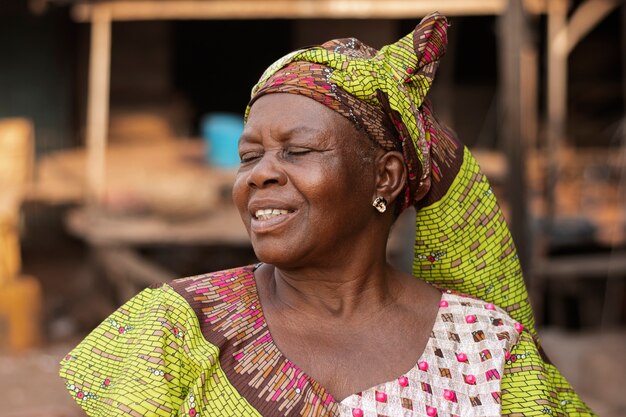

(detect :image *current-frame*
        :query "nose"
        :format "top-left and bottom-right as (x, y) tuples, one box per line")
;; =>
(246, 152), (287, 188)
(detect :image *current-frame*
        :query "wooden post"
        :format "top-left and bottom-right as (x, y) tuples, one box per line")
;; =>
(546, 0), (568, 223)
(85, 5), (112, 206)
(0, 118), (34, 286)
(498, 0), (530, 273)
(0, 119), (41, 352)
(520, 21), (541, 316)
(601, 3), (626, 327)
(521, 48), (538, 153)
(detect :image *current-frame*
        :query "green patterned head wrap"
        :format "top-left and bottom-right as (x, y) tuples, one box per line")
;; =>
(247, 13), (594, 415)
(248, 14), (457, 211)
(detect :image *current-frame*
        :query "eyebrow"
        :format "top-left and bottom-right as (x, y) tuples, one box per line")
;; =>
(282, 126), (324, 137)
(239, 125), (326, 144)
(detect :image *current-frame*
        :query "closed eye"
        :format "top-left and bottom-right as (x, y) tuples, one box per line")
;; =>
(284, 147), (312, 157)
(239, 151), (263, 163)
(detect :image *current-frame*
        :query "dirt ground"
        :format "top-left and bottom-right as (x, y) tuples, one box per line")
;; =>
(0, 341), (86, 417)
(0, 330), (624, 417)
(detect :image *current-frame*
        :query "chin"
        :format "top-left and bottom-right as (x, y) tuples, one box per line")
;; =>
(251, 239), (297, 267)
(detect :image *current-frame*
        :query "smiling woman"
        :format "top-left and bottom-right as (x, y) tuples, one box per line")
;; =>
(59, 12), (595, 417)
(234, 94), (385, 268)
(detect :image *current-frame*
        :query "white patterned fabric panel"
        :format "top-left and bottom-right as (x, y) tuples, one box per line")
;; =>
(339, 292), (522, 417)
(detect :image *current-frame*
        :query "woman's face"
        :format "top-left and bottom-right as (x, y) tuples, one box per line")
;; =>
(233, 93), (380, 268)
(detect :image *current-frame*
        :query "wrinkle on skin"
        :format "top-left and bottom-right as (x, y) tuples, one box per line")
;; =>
(264, 262), (401, 322)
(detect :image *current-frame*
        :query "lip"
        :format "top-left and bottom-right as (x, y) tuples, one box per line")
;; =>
(250, 210), (297, 233)
(248, 199), (298, 234)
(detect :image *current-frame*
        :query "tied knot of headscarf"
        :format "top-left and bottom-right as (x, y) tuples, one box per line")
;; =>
(248, 13), (458, 211)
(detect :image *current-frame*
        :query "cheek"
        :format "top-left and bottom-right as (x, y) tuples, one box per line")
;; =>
(333, 156), (375, 201)
(232, 175), (249, 215)
(304, 162), (371, 211)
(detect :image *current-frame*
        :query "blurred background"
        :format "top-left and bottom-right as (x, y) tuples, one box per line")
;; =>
(0, 0), (625, 415)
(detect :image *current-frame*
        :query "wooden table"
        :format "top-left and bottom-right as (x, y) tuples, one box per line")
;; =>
(31, 140), (250, 300)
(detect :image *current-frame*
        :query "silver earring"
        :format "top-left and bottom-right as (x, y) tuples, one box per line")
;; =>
(372, 196), (387, 213)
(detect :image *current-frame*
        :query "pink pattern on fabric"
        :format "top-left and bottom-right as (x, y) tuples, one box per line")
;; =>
(337, 292), (519, 417)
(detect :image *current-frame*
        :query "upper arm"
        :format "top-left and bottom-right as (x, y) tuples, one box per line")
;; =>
(59, 285), (204, 416)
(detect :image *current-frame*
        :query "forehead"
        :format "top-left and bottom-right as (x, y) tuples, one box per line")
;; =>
(245, 93), (359, 140)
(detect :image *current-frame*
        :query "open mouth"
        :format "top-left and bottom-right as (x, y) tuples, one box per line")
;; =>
(254, 209), (294, 221)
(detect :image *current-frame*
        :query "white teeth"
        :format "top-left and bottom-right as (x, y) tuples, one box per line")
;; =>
(255, 209), (290, 220)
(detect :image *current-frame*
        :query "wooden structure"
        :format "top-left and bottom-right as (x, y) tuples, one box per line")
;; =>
(32, 140), (250, 300)
(66, 0), (545, 260)
(546, 0), (624, 220)
(0, 119), (42, 352)
(536, 0), (626, 326)
(45, 0), (626, 320)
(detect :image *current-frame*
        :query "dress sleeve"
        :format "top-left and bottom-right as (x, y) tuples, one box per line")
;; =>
(59, 284), (206, 416)
(501, 330), (597, 416)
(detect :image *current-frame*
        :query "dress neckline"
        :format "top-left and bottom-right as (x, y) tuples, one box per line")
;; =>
(247, 264), (446, 404)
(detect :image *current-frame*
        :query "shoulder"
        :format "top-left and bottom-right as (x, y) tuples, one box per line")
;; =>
(437, 290), (523, 351)
(166, 264), (257, 305)
(60, 271), (249, 413)
(70, 264), (258, 350)
(98, 264), (256, 325)
(165, 265), (260, 345)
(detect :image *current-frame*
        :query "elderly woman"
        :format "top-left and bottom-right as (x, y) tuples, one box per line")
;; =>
(60, 13), (594, 417)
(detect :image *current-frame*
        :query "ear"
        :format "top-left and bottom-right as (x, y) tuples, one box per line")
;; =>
(374, 151), (406, 207)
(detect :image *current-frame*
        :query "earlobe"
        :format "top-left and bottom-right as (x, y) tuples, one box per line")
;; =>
(374, 151), (407, 206)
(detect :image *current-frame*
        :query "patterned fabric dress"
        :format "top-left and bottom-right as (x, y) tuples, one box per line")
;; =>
(61, 265), (526, 417)
(61, 12), (595, 416)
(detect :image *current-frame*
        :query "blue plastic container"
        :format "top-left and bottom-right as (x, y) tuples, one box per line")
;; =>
(201, 113), (244, 168)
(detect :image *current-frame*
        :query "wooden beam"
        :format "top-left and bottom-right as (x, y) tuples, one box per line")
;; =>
(601, 3), (626, 326)
(553, 0), (624, 55)
(546, 0), (568, 222)
(94, 247), (175, 302)
(498, 0), (530, 272)
(85, 5), (111, 206)
(65, 207), (250, 246)
(533, 251), (626, 279)
(72, 0), (548, 22)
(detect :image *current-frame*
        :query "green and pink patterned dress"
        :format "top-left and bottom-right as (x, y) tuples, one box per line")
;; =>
(60, 265), (592, 416)
(61, 12), (595, 416)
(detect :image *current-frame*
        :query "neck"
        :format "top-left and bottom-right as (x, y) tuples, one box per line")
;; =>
(259, 253), (400, 322)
